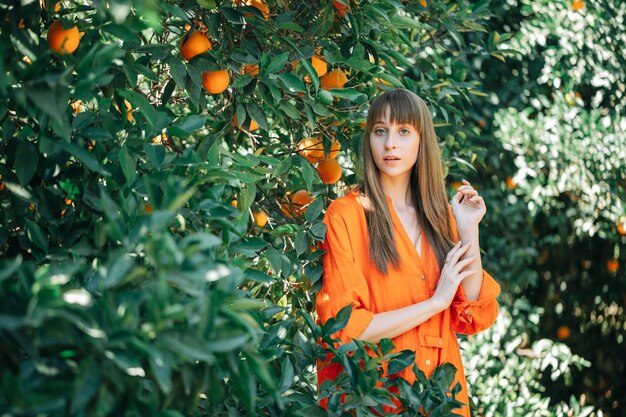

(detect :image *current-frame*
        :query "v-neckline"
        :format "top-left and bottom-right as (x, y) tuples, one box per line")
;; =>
(386, 195), (424, 260)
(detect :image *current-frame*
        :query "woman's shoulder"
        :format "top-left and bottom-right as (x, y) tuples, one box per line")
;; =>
(325, 189), (367, 219)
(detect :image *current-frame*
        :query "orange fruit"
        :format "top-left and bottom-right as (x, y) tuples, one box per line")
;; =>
(87, 140), (96, 150)
(143, 203), (154, 214)
(64, 197), (72, 205)
(290, 190), (314, 216)
(253, 209), (268, 227)
(152, 132), (167, 144)
(316, 157), (342, 184)
(617, 216), (626, 236)
(231, 199), (238, 208)
(572, 0), (584, 11)
(233, 115), (259, 132)
(556, 326), (571, 340)
(419, 0), (427, 6)
(607, 259), (619, 274)
(0, 175), (4, 192)
(47, 20), (80, 55)
(321, 69), (348, 90)
(451, 181), (462, 190)
(114, 99), (134, 122)
(70, 100), (83, 114)
(506, 177), (517, 189)
(312, 55), (328, 77)
(374, 78), (391, 90)
(202, 70), (230, 94)
(240, 63), (259, 77)
(332, 0), (349, 17)
(243, 0), (270, 20)
(297, 138), (325, 163)
(478, 119), (486, 129)
(297, 138), (340, 163)
(39, 0), (61, 11)
(180, 31), (212, 61)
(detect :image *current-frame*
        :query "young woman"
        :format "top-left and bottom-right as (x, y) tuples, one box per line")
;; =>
(315, 88), (501, 416)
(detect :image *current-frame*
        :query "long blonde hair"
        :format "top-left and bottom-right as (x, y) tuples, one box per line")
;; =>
(355, 89), (455, 274)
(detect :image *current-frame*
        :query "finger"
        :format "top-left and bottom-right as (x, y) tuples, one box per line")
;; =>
(450, 242), (472, 263)
(452, 191), (464, 204)
(456, 270), (474, 282)
(446, 240), (463, 257)
(461, 189), (478, 197)
(453, 256), (475, 272)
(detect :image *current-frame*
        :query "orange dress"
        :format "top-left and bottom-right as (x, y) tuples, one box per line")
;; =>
(315, 190), (501, 417)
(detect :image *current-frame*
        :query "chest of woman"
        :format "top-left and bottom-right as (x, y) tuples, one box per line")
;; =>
(347, 216), (441, 314)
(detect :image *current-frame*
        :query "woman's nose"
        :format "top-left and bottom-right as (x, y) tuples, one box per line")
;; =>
(384, 135), (397, 150)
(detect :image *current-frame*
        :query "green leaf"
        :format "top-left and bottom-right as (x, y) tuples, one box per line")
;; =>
(387, 350), (416, 374)
(206, 333), (251, 352)
(0, 255), (22, 283)
(119, 146), (136, 184)
(71, 357), (100, 413)
(246, 102), (269, 131)
(57, 141), (110, 176)
(295, 230), (309, 257)
(15, 140), (38, 186)
(144, 143), (166, 170)
(266, 52), (290, 74)
(279, 101), (300, 119)
(170, 115), (208, 137)
(25, 219), (48, 252)
(119, 89), (172, 131)
(168, 56), (188, 89)
(305, 196), (323, 223)
(103, 254), (134, 289)
(277, 73), (306, 93)
(300, 58), (320, 91)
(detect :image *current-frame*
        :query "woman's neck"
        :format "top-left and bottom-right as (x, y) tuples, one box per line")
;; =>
(380, 175), (413, 210)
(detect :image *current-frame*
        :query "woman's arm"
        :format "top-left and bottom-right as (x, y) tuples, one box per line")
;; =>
(358, 241), (474, 343)
(457, 226), (483, 301)
(357, 297), (445, 343)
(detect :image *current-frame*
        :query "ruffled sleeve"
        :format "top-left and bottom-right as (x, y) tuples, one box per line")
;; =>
(315, 206), (374, 343)
(450, 270), (501, 335)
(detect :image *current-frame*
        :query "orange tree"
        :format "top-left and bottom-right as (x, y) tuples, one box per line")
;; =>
(1, 0), (512, 415)
(458, 0), (625, 415)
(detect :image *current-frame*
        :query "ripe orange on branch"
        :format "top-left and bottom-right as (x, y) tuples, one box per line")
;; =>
(557, 326), (571, 340)
(321, 69), (348, 90)
(180, 31), (212, 61)
(253, 210), (268, 227)
(316, 157), (343, 184)
(47, 20), (80, 54)
(616, 216), (626, 236)
(240, 64), (259, 76)
(280, 190), (314, 217)
(202, 70), (230, 94)
(114, 99), (134, 122)
(234, 115), (259, 132)
(607, 259), (619, 274)
(297, 138), (340, 163)
(332, 0), (349, 17)
(238, 0), (270, 20)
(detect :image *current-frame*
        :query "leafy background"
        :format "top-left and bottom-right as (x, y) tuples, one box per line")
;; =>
(0, 0), (623, 416)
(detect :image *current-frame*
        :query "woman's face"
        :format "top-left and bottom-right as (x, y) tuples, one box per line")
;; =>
(369, 107), (421, 182)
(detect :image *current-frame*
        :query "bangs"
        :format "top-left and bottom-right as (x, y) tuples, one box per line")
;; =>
(367, 89), (423, 133)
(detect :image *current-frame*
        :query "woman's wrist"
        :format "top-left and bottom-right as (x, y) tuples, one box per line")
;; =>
(428, 296), (447, 313)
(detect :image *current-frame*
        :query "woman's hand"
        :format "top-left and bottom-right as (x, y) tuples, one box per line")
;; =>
(431, 241), (475, 309)
(451, 179), (486, 231)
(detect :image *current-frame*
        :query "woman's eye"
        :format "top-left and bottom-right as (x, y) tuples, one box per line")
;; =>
(400, 128), (410, 135)
(374, 128), (387, 135)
